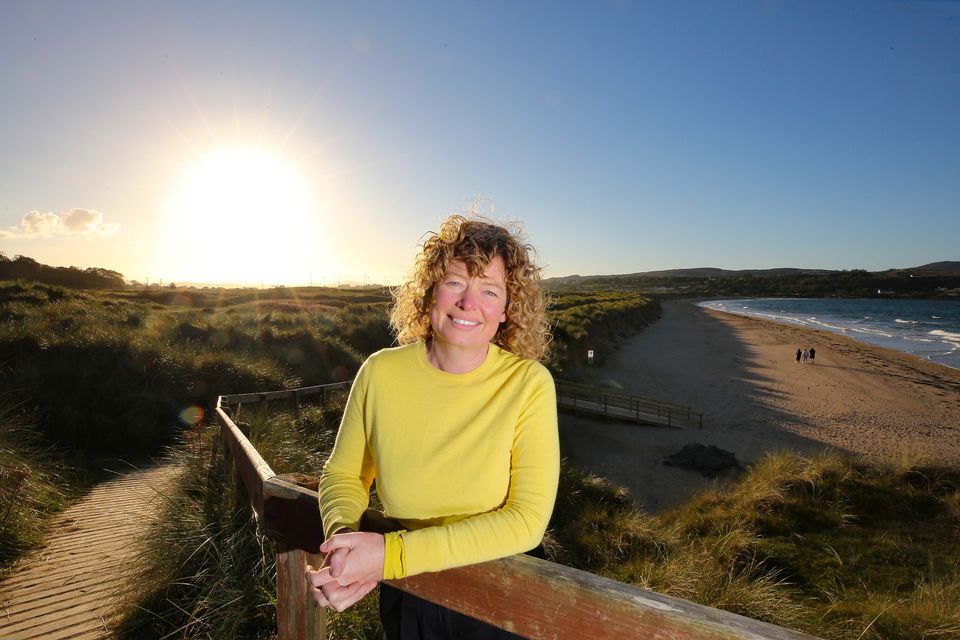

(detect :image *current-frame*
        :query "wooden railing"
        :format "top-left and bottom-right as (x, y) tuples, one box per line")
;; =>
(216, 383), (816, 640)
(556, 380), (703, 428)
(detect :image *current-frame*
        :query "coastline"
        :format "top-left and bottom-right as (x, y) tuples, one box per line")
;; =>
(698, 297), (960, 371)
(557, 300), (960, 513)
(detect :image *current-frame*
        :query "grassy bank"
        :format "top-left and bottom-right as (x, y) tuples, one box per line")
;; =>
(0, 281), (391, 456)
(0, 281), (655, 457)
(119, 408), (959, 639)
(0, 402), (74, 577)
(553, 453), (960, 638)
(116, 403), (383, 639)
(548, 290), (660, 376)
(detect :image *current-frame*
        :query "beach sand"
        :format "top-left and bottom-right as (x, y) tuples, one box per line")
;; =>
(558, 300), (960, 513)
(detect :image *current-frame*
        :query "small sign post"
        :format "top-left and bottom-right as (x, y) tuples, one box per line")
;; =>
(587, 349), (594, 365)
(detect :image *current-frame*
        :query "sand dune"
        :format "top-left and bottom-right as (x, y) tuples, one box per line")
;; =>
(558, 300), (960, 513)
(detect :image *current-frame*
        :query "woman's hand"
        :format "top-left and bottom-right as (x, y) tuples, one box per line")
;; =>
(304, 566), (377, 611)
(321, 531), (385, 585)
(305, 532), (385, 611)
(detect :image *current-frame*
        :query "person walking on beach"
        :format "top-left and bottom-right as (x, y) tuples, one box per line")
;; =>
(796, 348), (802, 364)
(802, 348), (809, 364)
(809, 347), (816, 364)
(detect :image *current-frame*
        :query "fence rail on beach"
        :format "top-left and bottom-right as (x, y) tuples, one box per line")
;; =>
(216, 382), (815, 640)
(556, 380), (703, 428)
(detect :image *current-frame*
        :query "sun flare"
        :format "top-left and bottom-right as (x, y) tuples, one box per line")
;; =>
(160, 147), (325, 285)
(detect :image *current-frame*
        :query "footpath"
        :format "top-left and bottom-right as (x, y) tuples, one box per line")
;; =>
(0, 464), (179, 640)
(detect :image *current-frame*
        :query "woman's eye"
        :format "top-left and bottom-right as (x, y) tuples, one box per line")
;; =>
(483, 289), (499, 298)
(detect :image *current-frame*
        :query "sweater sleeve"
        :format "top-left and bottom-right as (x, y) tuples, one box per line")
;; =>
(317, 363), (376, 540)
(383, 365), (559, 579)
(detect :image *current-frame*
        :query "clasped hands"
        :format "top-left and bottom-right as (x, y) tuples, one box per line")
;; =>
(305, 531), (385, 611)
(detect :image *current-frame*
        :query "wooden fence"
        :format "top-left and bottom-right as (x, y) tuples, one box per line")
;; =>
(215, 383), (816, 640)
(556, 380), (703, 428)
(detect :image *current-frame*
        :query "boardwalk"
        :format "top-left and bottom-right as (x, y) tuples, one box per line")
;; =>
(0, 464), (179, 640)
(555, 380), (703, 428)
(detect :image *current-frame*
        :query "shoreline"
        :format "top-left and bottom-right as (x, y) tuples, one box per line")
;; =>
(697, 297), (960, 371)
(557, 300), (960, 513)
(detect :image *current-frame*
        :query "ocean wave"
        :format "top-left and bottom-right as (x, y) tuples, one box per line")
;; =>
(806, 318), (848, 332)
(850, 326), (893, 338)
(895, 319), (917, 325)
(929, 329), (960, 346)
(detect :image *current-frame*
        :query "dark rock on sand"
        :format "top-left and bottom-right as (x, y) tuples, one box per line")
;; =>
(664, 444), (740, 477)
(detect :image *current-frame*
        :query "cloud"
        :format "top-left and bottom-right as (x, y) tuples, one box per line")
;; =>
(0, 209), (120, 239)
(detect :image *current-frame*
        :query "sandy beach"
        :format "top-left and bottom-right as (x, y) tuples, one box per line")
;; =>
(558, 300), (960, 513)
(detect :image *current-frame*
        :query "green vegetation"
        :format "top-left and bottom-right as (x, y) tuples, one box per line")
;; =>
(0, 280), (653, 456)
(553, 453), (960, 639)
(122, 415), (960, 639)
(0, 402), (73, 576)
(0, 281), (391, 456)
(548, 290), (659, 375)
(7, 270), (957, 639)
(117, 405), (342, 638)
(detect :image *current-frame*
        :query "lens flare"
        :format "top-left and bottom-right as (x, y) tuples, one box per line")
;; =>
(179, 406), (205, 426)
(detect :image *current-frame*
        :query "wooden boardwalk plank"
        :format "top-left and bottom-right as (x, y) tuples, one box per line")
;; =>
(0, 464), (179, 640)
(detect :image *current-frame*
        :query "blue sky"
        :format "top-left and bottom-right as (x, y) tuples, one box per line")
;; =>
(1, 1), (957, 285)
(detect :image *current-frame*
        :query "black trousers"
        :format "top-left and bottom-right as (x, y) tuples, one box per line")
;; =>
(379, 545), (544, 640)
(379, 584), (523, 640)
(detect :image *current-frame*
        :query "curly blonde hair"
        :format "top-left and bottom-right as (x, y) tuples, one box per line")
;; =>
(390, 215), (551, 361)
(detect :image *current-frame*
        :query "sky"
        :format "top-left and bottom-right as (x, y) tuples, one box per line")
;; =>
(1, 1), (958, 286)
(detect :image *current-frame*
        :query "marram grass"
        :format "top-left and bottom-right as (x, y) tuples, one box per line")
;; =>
(120, 416), (960, 640)
(0, 402), (73, 577)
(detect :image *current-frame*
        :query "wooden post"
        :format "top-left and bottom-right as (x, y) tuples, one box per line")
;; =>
(275, 543), (325, 640)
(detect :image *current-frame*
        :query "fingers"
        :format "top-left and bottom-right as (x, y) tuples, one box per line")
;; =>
(304, 565), (339, 591)
(320, 533), (354, 554)
(322, 580), (377, 612)
(310, 585), (332, 608)
(305, 567), (332, 608)
(326, 547), (349, 578)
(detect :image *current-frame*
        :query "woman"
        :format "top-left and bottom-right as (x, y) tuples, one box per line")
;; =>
(306, 215), (559, 638)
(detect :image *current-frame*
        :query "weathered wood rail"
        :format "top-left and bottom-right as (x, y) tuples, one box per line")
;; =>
(216, 383), (815, 640)
(556, 380), (703, 428)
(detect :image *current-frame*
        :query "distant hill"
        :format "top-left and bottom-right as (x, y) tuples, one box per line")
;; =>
(902, 261), (960, 275)
(544, 262), (960, 299)
(545, 262), (960, 286)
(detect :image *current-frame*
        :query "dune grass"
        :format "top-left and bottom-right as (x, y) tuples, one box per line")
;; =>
(116, 402), (387, 639)
(14, 279), (954, 638)
(0, 282), (390, 456)
(0, 402), (75, 577)
(121, 413), (960, 639)
(547, 290), (660, 375)
(552, 452), (960, 639)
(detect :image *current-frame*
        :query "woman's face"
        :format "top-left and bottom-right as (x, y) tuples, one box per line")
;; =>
(429, 256), (508, 353)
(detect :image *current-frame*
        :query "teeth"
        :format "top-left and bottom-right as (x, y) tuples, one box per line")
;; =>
(451, 317), (479, 327)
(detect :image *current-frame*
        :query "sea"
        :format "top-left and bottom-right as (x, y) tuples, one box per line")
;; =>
(698, 298), (960, 370)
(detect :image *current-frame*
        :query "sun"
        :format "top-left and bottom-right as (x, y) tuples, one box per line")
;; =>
(160, 147), (325, 285)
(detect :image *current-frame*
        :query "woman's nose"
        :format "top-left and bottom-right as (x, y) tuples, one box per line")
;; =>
(457, 287), (478, 310)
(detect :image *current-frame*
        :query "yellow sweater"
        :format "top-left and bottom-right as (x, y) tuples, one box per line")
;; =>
(318, 341), (559, 579)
